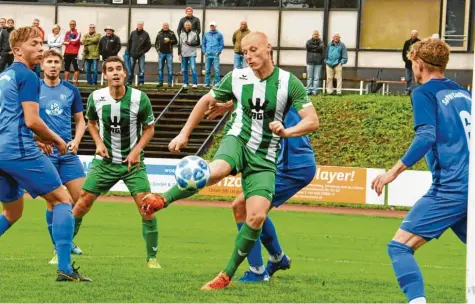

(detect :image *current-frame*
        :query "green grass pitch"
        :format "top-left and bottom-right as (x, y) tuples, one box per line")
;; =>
(0, 199), (465, 302)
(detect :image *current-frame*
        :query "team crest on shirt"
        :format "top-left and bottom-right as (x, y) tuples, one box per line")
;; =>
(45, 100), (64, 116)
(60, 94), (67, 101)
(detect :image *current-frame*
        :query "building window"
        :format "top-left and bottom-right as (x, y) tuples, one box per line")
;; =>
(206, 0), (278, 7)
(442, 0), (470, 50)
(360, 0), (440, 49)
(282, 0), (324, 8)
(330, 0), (357, 8)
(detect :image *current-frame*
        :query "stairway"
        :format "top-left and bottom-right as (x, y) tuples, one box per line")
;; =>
(75, 87), (227, 159)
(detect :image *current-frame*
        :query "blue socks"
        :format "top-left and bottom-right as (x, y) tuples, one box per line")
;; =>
(260, 217), (282, 258)
(52, 203), (74, 274)
(46, 209), (55, 246)
(387, 240), (425, 302)
(0, 214), (11, 237)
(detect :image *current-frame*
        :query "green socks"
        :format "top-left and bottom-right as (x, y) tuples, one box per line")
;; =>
(223, 223), (262, 278)
(73, 217), (82, 238)
(142, 217), (159, 260)
(163, 185), (198, 206)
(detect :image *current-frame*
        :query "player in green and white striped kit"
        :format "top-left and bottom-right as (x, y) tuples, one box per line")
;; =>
(142, 32), (319, 289)
(72, 56), (161, 269)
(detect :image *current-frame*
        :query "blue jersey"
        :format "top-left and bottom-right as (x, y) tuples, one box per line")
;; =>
(39, 80), (83, 144)
(277, 106), (316, 170)
(0, 62), (42, 160)
(411, 78), (471, 199)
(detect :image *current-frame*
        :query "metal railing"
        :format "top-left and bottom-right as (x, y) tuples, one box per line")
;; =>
(195, 111), (230, 155)
(153, 86), (184, 124)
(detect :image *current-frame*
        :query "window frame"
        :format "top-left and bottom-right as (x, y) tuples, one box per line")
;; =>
(441, 0), (471, 51)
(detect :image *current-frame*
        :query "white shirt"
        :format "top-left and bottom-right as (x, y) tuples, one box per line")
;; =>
(47, 33), (64, 53)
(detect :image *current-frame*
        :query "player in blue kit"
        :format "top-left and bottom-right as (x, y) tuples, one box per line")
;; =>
(372, 39), (470, 303)
(0, 26), (91, 281)
(206, 102), (317, 282)
(37, 49), (86, 264)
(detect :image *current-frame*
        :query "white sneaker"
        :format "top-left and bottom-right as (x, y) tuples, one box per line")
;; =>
(192, 84), (197, 89)
(183, 84), (188, 88)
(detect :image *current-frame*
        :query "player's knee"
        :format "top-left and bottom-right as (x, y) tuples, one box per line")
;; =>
(231, 200), (246, 221)
(3, 209), (22, 224)
(387, 240), (413, 261)
(246, 211), (267, 229)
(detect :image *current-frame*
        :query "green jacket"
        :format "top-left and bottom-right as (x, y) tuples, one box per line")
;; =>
(82, 32), (101, 59)
(232, 28), (250, 54)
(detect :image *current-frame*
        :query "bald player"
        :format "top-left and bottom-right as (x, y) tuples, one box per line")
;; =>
(141, 32), (319, 290)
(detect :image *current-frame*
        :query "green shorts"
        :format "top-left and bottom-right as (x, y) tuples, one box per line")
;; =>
(83, 158), (151, 196)
(213, 135), (276, 201)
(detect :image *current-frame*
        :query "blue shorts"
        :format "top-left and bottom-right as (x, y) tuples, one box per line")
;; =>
(272, 165), (316, 208)
(48, 153), (85, 184)
(0, 154), (63, 203)
(400, 194), (467, 243)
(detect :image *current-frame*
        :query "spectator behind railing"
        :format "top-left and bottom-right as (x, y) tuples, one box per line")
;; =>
(232, 21), (250, 69)
(99, 26), (121, 61)
(305, 30), (324, 95)
(155, 22), (178, 88)
(0, 18), (14, 73)
(202, 21), (224, 89)
(48, 24), (64, 54)
(402, 30), (420, 95)
(177, 7), (201, 36)
(0, 18), (6, 37)
(178, 21), (200, 89)
(32, 18), (45, 77)
(63, 20), (81, 85)
(82, 24), (101, 85)
(325, 32), (347, 95)
(127, 21), (151, 86)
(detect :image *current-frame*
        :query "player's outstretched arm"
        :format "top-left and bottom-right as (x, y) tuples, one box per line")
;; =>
(23, 102), (67, 154)
(169, 93), (217, 152)
(88, 120), (109, 158)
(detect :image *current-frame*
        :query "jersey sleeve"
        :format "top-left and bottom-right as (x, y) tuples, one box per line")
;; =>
(138, 92), (155, 126)
(411, 90), (437, 128)
(18, 70), (40, 103)
(288, 74), (313, 111)
(85, 93), (98, 121)
(210, 71), (233, 102)
(71, 86), (84, 114)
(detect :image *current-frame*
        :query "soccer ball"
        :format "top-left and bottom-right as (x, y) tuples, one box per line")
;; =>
(175, 156), (211, 191)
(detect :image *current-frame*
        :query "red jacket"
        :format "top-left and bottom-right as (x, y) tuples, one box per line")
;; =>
(64, 29), (81, 55)
(39, 27), (45, 40)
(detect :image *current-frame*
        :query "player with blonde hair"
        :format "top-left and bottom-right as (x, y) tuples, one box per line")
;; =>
(372, 39), (470, 303)
(0, 26), (91, 282)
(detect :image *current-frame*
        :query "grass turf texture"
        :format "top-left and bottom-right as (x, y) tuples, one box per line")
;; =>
(0, 199), (464, 302)
(203, 94), (427, 171)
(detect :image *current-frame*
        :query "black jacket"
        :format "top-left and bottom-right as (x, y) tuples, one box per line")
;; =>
(154, 30), (178, 54)
(402, 38), (420, 69)
(306, 38), (324, 65)
(177, 16), (201, 36)
(0, 27), (14, 55)
(127, 29), (152, 59)
(99, 34), (121, 60)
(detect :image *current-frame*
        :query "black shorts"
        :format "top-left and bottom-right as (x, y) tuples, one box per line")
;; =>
(64, 54), (79, 72)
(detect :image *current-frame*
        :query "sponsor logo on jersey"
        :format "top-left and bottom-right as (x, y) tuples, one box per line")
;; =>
(244, 97), (273, 120)
(109, 115), (121, 134)
(45, 100), (64, 116)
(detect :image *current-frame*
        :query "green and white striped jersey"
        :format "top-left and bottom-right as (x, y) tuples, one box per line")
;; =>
(210, 66), (313, 163)
(86, 87), (155, 164)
